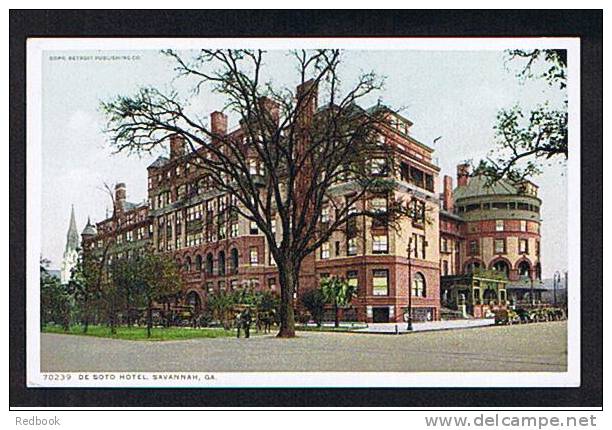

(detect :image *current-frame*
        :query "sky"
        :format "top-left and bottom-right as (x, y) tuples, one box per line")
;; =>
(41, 48), (568, 278)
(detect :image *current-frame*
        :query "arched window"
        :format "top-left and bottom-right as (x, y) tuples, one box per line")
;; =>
(186, 291), (201, 313)
(218, 250), (226, 276)
(205, 253), (213, 275)
(184, 256), (192, 272)
(230, 248), (239, 273)
(195, 254), (203, 271)
(464, 261), (481, 274)
(412, 272), (426, 297)
(517, 260), (531, 279)
(492, 260), (510, 278)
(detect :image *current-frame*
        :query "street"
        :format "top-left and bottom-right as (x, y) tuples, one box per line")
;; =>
(41, 321), (567, 372)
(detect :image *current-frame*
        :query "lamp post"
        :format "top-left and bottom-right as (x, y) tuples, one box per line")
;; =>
(553, 271), (561, 306)
(406, 237), (413, 331)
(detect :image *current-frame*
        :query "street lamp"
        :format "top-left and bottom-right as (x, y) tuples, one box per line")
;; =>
(553, 271), (561, 306)
(406, 237), (413, 331)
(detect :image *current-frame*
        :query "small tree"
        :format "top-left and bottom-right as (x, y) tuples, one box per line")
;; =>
(133, 249), (184, 338)
(107, 258), (137, 333)
(299, 288), (326, 327)
(320, 276), (357, 328)
(40, 259), (71, 330)
(207, 289), (237, 330)
(67, 254), (103, 333)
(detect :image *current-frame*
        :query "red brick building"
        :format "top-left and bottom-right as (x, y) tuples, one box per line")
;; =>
(81, 89), (542, 323)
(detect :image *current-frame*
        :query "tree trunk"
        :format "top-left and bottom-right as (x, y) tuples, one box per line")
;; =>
(125, 290), (132, 327)
(277, 264), (298, 338)
(146, 297), (153, 339)
(334, 303), (339, 328)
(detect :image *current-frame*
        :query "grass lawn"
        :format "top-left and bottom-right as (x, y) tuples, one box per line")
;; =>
(42, 324), (239, 341)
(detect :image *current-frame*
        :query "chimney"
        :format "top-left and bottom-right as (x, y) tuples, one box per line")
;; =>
(443, 175), (454, 212)
(457, 163), (470, 187)
(211, 111), (228, 144)
(115, 183), (126, 213)
(296, 79), (318, 127)
(169, 135), (185, 159)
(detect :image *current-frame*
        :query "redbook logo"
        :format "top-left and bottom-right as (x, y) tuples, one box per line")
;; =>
(15, 416), (61, 426)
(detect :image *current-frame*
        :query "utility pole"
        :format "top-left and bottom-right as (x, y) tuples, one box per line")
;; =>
(553, 271), (561, 306)
(406, 237), (413, 331)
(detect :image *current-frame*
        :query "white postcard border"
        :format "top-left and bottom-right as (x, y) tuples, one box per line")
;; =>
(26, 37), (581, 388)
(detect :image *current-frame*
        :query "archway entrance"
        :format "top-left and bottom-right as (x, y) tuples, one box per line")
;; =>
(186, 291), (202, 314)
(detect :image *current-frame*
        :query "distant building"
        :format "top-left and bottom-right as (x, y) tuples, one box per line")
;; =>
(60, 205), (80, 285)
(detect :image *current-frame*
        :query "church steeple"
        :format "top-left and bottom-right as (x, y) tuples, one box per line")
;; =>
(65, 204), (79, 253)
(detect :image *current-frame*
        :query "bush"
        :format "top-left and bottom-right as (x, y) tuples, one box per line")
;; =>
(300, 288), (325, 326)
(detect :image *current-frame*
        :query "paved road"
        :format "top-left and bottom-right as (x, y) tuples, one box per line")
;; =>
(41, 321), (567, 372)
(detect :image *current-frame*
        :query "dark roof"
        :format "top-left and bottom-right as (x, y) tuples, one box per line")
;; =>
(81, 217), (97, 236)
(148, 156), (169, 169)
(123, 201), (140, 211)
(454, 175), (518, 200)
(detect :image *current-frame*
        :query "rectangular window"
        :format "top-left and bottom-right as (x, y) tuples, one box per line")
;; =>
(419, 234), (426, 259)
(249, 247), (259, 265)
(372, 234), (388, 254)
(372, 269), (389, 296)
(520, 220), (527, 232)
(271, 219), (276, 235)
(321, 206), (329, 223)
(494, 239), (506, 254)
(519, 238), (529, 254)
(496, 220), (504, 231)
(335, 241), (341, 256)
(320, 242), (330, 259)
(370, 158), (388, 176)
(347, 237), (357, 256)
(249, 221), (259, 235)
(268, 277), (277, 291)
(442, 260), (449, 276)
(370, 197), (387, 213)
(411, 233), (419, 258)
(469, 240), (478, 256)
(347, 271), (359, 291)
(230, 222), (239, 237)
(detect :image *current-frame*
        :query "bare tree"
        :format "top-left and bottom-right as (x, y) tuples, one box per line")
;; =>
(102, 49), (406, 337)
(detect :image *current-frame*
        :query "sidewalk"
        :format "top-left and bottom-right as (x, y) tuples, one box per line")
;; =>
(351, 318), (495, 334)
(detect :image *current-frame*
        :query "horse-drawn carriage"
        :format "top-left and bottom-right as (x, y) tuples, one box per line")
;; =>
(494, 306), (566, 325)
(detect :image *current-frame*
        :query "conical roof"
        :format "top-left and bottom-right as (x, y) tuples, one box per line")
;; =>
(65, 205), (80, 252)
(453, 175), (518, 201)
(81, 216), (97, 237)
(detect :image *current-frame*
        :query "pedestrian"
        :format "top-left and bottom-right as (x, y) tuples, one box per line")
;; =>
(235, 311), (242, 338)
(242, 308), (252, 339)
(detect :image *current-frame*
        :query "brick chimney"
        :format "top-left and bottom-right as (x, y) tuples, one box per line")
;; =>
(115, 183), (126, 213)
(457, 163), (470, 187)
(296, 79), (318, 127)
(169, 135), (185, 159)
(210, 111), (228, 144)
(443, 175), (454, 212)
